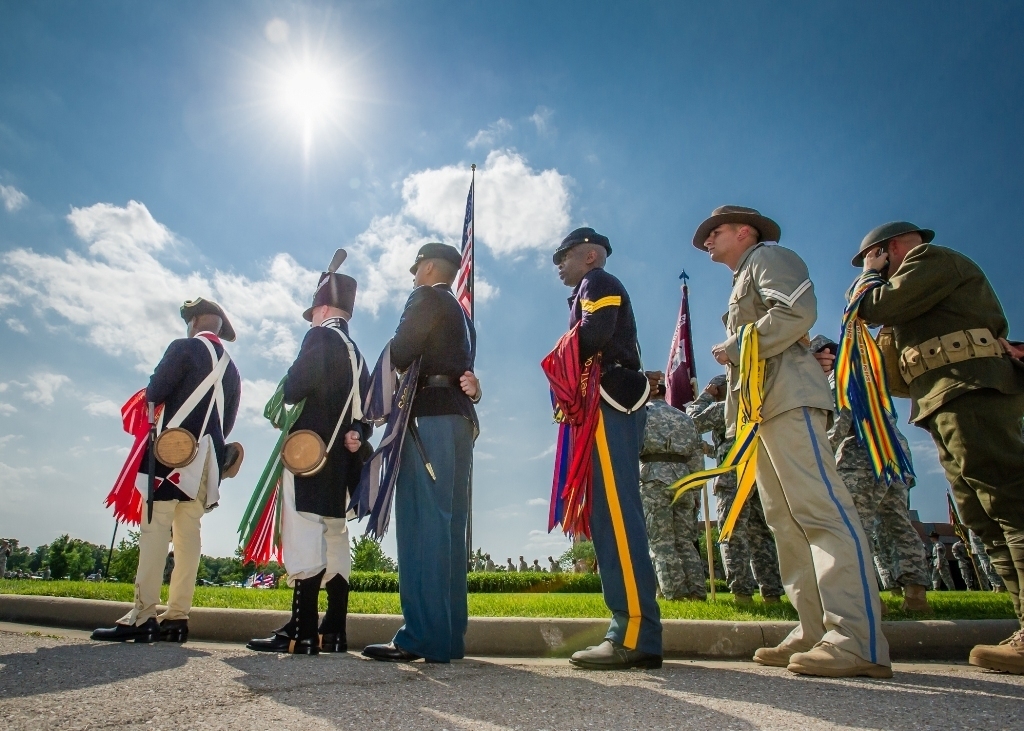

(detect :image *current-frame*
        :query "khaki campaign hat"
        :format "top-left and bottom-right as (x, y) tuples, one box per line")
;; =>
(692, 205), (781, 251)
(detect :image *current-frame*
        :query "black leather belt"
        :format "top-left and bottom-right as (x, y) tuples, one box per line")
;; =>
(640, 453), (691, 464)
(418, 374), (455, 390)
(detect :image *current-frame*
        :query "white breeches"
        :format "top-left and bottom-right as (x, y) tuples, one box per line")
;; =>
(281, 470), (352, 587)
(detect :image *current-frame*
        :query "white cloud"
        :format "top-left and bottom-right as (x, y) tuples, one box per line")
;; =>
(0, 201), (318, 371)
(23, 373), (70, 406)
(526, 497), (548, 506)
(6, 318), (27, 333)
(467, 118), (512, 149)
(402, 150), (570, 258)
(1, 184), (28, 212)
(529, 106), (554, 135)
(0, 382), (8, 392)
(85, 399), (121, 418)
(0, 434), (20, 447)
(529, 443), (556, 460)
(239, 378), (279, 425)
(265, 18), (290, 44)
(0, 403), (15, 415)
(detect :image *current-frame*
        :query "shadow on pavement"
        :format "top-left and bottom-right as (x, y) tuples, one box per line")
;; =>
(222, 652), (1024, 730)
(0, 636), (210, 699)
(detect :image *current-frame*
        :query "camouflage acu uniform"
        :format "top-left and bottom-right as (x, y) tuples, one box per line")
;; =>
(826, 385), (931, 589)
(686, 392), (783, 598)
(971, 530), (1005, 591)
(639, 398), (706, 600)
(931, 541), (955, 591)
(952, 540), (976, 590)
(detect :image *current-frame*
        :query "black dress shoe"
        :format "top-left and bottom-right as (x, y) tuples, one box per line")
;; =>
(319, 632), (348, 653)
(159, 619), (188, 643)
(91, 618), (160, 643)
(247, 633), (319, 655)
(361, 642), (421, 662)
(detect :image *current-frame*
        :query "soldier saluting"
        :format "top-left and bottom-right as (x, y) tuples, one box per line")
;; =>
(854, 221), (1024, 674)
(93, 298), (241, 644)
(248, 258), (371, 655)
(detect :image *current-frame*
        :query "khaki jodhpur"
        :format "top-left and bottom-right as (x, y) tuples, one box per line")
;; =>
(119, 459), (209, 627)
(755, 407), (889, 666)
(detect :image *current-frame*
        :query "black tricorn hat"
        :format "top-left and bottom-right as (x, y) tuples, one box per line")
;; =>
(303, 272), (358, 322)
(692, 205), (781, 251)
(410, 242), (463, 274)
(180, 297), (236, 342)
(553, 227), (612, 265)
(853, 221), (935, 266)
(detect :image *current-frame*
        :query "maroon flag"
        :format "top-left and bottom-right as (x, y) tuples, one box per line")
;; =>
(455, 166), (475, 319)
(665, 271), (698, 409)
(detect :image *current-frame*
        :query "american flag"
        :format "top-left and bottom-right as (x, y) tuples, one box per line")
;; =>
(454, 171), (475, 319)
(248, 572), (275, 588)
(665, 271), (698, 408)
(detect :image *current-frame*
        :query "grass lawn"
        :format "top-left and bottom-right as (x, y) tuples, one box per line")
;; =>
(1, 580), (1015, 621)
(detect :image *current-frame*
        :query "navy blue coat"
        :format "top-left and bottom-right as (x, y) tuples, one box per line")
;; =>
(283, 320), (372, 518)
(390, 283), (477, 427)
(145, 334), (241, 501)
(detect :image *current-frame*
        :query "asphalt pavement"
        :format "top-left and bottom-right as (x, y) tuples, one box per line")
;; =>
(1, 622), (1022, 731)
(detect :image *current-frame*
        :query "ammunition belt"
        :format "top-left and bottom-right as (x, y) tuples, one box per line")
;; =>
(899, 328), (1004, 384)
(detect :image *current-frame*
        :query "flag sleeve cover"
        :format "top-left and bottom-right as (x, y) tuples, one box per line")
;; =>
(541, 325), (602, 538)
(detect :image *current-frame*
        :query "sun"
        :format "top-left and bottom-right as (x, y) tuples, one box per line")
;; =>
(274, 57), (342, 160)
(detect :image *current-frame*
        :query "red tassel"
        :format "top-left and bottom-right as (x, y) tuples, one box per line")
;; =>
(103, 389), (162, 526)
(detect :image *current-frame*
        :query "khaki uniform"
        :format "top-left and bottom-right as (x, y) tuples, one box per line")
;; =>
(858, 244), (1024, 624)
(724, 243), (888, 666)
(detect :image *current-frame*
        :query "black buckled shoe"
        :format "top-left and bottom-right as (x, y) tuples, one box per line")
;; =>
(319, 632), (347, 653)
(159, 619), (189, 643)
(91, 617), (160, 643)
(362, 642), (421, 662)
(247, 632), (320, 655)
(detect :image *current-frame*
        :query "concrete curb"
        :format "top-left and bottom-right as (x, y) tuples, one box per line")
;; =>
(0, 594), (1016, 660)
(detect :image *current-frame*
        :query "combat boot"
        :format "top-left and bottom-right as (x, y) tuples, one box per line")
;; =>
(761, 595), (781, 605)
(569, 640), (662, 670)
(890, 585), (904, 598)
(319, 574), (349, 652)
(900, 584), (933, 613)
(753, 643), (801, 667)
(787, 641), (893, 679)
(733, 594), (754, 605)
(969, 629), (1024, 674)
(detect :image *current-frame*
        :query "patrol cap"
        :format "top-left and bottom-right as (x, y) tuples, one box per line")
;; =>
(708, 374), (728, 389)
(553, 227), (612, 265)
(410, 242), (463, 274)
(303, 272), (358, 322)
(853, 221), (934, 267)
(180, 297), (236, 342)
(808, 334), (837, 353)
(693, 205), (781, 251)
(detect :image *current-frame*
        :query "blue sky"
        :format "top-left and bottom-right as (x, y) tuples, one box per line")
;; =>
(2, 1), (1023, 562)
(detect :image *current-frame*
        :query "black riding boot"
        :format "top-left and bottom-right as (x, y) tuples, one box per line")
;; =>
(247, 570), (324, 655)
(319, 574), (349, 652)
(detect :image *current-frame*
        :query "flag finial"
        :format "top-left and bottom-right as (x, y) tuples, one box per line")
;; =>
(471, 163), (476, 172)
(679, 270), (689, 281)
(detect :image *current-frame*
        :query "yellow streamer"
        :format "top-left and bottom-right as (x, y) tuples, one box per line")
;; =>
(670, 325), (764, 541)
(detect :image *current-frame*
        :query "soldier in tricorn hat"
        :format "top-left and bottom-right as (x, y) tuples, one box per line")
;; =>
(696, 205), (890, 678)
(92, 297), (241, 644)
(853, 221), (1024, 673)
(249, 254), (372, 655)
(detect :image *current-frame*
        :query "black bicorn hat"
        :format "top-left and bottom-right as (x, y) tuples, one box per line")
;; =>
(180, 297), (236, 342)
(552, 227), (612, 265)
(853, 221), (935, 266)
(409, 242), (463, 274)
(303, 272), (358, 322)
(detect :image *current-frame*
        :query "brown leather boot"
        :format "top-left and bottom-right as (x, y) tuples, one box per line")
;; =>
(900, 584), (933, 613)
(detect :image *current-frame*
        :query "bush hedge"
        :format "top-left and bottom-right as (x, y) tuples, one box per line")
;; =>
(349, 571), (729, 594)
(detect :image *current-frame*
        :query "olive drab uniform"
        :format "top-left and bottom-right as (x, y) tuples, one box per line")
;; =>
(723, 242), (889, 667)
(856, 243), (1024, 626)
(687, 391), (783, 599)
(639, 398), (706, 600)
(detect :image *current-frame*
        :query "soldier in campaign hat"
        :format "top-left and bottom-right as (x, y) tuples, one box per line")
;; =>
(551, 227), (664, 670)
(249, 254), (372, 655)
(853, 220), (1024, 673)
(363, 243), (481, 663)
(696, 205), (891, 678)
(93, 298), (241, 644)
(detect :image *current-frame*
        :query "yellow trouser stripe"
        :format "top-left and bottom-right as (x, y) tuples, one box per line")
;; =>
(594, 411), (641, 649)
(580, 295), (621, 313)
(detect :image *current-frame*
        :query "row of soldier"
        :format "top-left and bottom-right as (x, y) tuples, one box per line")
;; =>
(87, 204), (1023, 680)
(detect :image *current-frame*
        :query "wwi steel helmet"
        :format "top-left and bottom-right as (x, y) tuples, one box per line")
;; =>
(853, 221), (934, 266)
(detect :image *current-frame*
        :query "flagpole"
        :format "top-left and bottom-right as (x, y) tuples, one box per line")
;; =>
(466, 163), (476, 570)
(703, 484), (716, 602)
